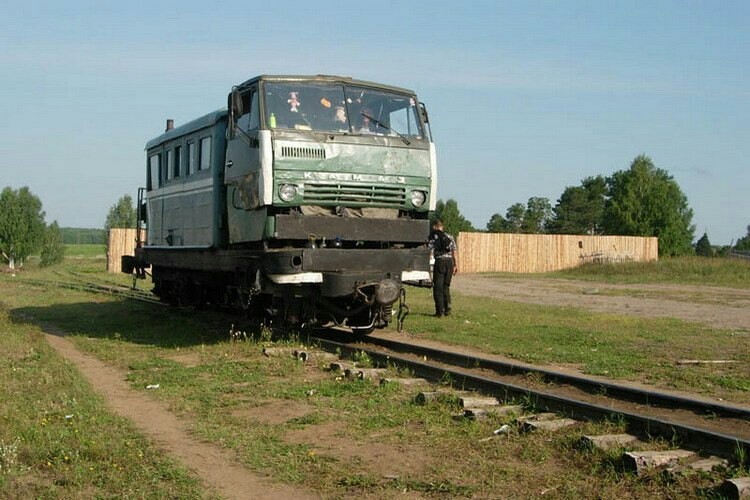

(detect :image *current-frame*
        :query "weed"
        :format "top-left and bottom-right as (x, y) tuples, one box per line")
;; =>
(351, 350), (373, 367)
(0, 439), (20, 475)
(439, 371), (454, 387)
(259, 325), (273, 343)
(228, 323), (248, 342)
(736, 441), (748, 472)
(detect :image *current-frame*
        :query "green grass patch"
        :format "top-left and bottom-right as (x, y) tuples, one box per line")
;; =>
(401, 287), (750, 403)
(63, 244), (106, 258)
(0, 309), (205, 498)
(0, 259), (743, 496)
(549, 256), (750, 288)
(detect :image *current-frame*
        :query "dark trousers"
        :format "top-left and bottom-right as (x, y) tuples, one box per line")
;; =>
(432, 257), (454, 314)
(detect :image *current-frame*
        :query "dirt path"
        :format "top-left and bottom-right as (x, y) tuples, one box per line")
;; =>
(40, 326), (317, 500)
(452, 275), (750, 331)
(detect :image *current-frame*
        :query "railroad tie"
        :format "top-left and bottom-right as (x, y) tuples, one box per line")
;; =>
(720, 477), (750, 499)
(463, 405), (524, 421)
(521, 418), (578, 432)
(459, 396), (501, 409)
(293, 350), (339, 363)
(345, 368), (388, 380)
(623, 450), (695, 476)
(517, 413), (578, 432)
(664, 456), (729, 478)
(415, 391), (471, 405)
(329, 362), (355, 372)
(262, 347), (297, 357)
(580, 434), (640, 451)
(379, 377), (429, 387)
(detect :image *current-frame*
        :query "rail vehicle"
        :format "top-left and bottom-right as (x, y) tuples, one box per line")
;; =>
(122, 74), (436, 332)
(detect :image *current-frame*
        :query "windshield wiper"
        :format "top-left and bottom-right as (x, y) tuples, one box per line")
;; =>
(361, 112), (411, 145)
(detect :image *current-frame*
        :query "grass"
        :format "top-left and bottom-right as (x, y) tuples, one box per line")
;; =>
(63, 244), (106, 258)
(0, 308), (206, 498)
(0, 257), (744, 496)
(549, 256), (750, 289)
(401, 287), (750, 403)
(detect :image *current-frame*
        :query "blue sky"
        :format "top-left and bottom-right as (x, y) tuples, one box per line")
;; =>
(1, 0), (748, 243)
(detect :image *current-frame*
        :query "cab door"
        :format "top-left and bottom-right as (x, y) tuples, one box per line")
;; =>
(225, 87), (265, 242)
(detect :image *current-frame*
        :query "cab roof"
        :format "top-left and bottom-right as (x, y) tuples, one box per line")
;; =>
(145, 109), (227, 151)
(235, 74), (417, 96)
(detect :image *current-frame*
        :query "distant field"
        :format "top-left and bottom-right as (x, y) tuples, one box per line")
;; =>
(549, 256), (750, 288)
(64, 244), (106, 258)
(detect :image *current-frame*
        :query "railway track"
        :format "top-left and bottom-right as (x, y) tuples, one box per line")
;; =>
(309, 331), (750, 463)
(16, 273), (164, 306)
(12, 273), (750, 479)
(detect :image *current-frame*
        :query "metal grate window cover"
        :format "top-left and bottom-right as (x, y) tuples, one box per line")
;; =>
(303, 182), (406, 206)
(279, 145), (326, 159)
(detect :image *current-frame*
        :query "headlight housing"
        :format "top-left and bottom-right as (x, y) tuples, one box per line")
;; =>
(278, 184), (298, 202)
(410, 190), (427, 207)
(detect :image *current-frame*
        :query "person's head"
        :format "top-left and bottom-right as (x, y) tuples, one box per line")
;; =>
(432, 219), (444, 231)
(360, 108), (373, 129)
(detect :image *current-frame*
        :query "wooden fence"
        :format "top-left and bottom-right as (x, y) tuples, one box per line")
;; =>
(107, 228), (658, 274)
(456, 232), (658, 273)
(107, 228), (145, 273)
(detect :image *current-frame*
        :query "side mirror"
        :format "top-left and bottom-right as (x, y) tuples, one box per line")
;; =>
(419, 102), (430, 123)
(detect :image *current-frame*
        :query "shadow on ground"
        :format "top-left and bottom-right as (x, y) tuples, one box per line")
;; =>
(9, 299), (237, 348)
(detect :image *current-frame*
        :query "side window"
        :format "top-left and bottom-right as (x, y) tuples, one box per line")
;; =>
(166, 150), (174, 181)
(236, 90), (259, 132)
(187, 141), (196, 175)
(199, 137), (212, 171)
(174, 146), (181, 178)
(148, 154), (161, 190)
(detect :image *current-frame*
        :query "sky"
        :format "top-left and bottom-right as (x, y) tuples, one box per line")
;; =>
(1, 0), (748, 244)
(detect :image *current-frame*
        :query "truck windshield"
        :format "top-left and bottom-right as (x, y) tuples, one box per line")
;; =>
(264, 82), (424, 138)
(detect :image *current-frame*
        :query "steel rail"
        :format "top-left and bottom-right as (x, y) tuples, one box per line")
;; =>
(314, 332), (750, 421)
(16, 277), (166, 306)
(62, 271), (157, 300)
(310, 335), (750, 460)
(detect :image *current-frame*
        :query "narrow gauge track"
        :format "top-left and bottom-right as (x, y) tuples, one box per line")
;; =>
(310, 332), (750, 461)
(17, 274), (165, 306)
(13, 274), (749, 462)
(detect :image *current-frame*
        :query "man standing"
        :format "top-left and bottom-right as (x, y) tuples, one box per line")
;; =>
(428, 219), (458, 317)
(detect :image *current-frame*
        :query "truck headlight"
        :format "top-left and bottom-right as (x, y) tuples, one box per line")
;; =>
(279, 184), (298, 202)
(410, 190), (426, 207)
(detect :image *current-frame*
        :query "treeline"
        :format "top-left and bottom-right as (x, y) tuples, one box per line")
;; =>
(435, 155), (745, 258)
(0, 187), (65, 269)
(61, 227), (106, 245)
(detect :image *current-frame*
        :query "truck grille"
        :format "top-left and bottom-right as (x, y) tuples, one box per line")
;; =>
(303, 182), (406, 206)
(279, 146), (325, 159)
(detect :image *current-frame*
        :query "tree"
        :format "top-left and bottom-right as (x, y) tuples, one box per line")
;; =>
(486, 213), (509, 232)
(487, 198), (551, 234)
(735, 225), (750, 251)
(432, 199), (474, 237)
(603, 155), (695, 257)
(0, 186), (46, 270)
(522, 197), (552, 233)
(504, 203), (525, 233)
(40, 221), (66, 267)
(548, 176), (606, 235)
(695, 232), (713, 257)
(105, 194), (137, 231)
